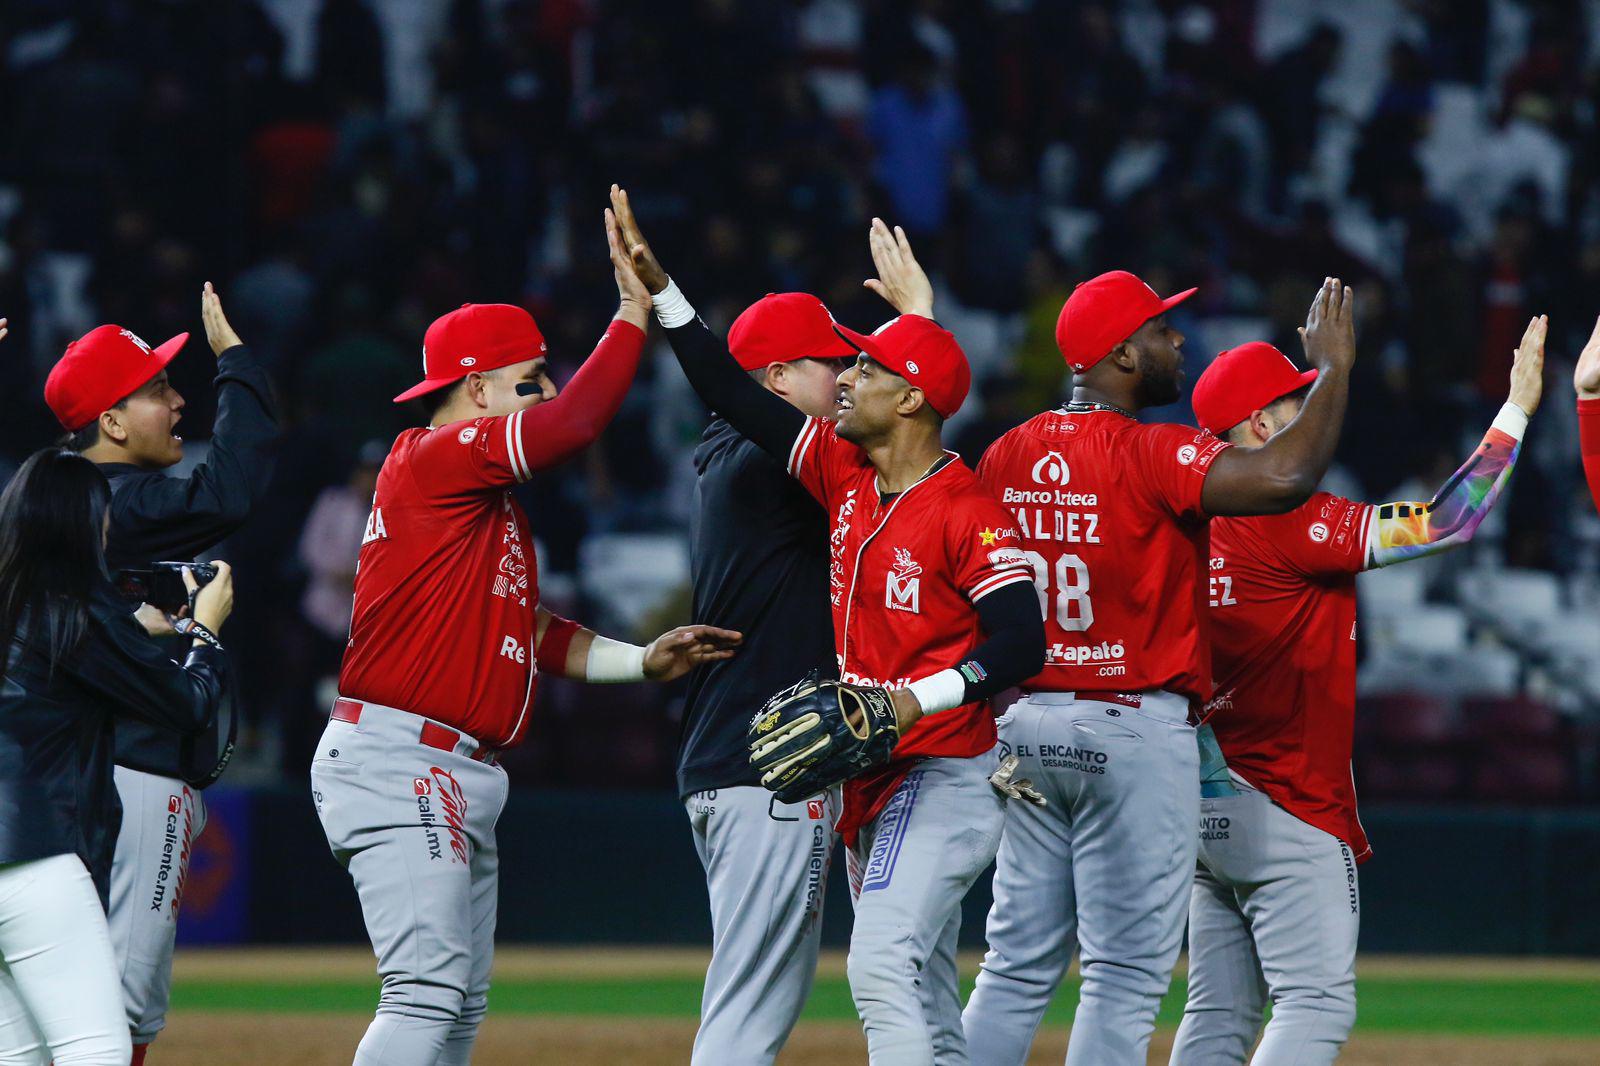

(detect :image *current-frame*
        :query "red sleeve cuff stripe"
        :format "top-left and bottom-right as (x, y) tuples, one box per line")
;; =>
(969, 569), (1033, 601)
(788, 418), (819, 477)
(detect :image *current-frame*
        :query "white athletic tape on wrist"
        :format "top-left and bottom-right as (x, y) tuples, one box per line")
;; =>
(652, 277), (697, 329)
(906, 669), (965, 716)
(1492, 401), (1529, 442)
(586, 635), (648, 683)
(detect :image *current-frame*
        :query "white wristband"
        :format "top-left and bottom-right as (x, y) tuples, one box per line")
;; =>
(1492, 401), (1530, 442)
(652, 277), (697, 329)
(906, 669), (966, 716)
(586, 635), (648, 683)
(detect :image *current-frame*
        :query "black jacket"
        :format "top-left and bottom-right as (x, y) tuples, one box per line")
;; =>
(97, 342), (277, 784)
(0, 582), (230, 903)
(677, 419), (837, 799)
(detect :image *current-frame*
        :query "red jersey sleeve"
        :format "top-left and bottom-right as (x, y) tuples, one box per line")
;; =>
(1264, 492), (1372, 578)
(1581, 398), (1600, 518)
(786, 417), (859, 505)
(947, 491), (1035, 603)
(1133, 423), (1232, 522)
(406, 414), (534, 498)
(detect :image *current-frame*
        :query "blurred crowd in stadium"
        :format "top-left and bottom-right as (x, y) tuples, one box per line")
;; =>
(1, 0), (1597, 795)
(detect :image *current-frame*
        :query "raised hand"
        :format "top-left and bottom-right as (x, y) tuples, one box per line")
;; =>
(1509, 314), (1547, 416)
(1298, 277), (1356, 376)
(609, 185), (670, 295)
(863, 218), (934, 319)
(201, 282), (244, 357)
(1577, 314), (1600, 400)
(605, 206), (652, 329)
(642, 624), (743, 682)
(0, 317), (8, 344)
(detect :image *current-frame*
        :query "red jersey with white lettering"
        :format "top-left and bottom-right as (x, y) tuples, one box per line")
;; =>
(978, 409), (1230, 701)
(788, 418), (1033, 838)
(339, 412), (546, 749)
(1206, 493), (1373, 861)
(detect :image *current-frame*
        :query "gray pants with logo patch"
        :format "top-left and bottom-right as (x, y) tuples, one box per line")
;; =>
(1169, 779), (1359, 1066)
(312, 701), (509, 1066)
(106, 765), (207, 1046)
(962, 690), (1198, 1066)
(845, 748), (1004, 1066)
(686, 785), (838, 1066)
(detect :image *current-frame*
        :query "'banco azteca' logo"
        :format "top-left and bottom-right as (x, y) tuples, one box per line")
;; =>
(1031, 450), (1070, 486)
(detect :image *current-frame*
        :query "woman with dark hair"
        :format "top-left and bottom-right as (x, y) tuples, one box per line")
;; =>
(0, 448), (232, 1065)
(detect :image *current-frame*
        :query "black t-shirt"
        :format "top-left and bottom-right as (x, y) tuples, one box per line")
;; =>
(677, 419), (837, 798)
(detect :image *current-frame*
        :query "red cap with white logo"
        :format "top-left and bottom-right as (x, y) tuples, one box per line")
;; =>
(728, 293), (859, 371)
(1055, 269), (1197, 373)
(394, 303), (548, 404)
(1191, 340), (1319, 435)
(831, 315), (971, 419)
(45, 325), (190, 431)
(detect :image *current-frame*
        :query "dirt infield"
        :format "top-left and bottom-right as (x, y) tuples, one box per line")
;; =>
(150, 1013), (1600, 1065)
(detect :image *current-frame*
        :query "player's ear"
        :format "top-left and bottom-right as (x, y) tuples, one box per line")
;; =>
(897, 385), (927, 417)
(99, 408), (129, 444)
(1109, 341), (1139, 372)
(465, 371), (490, 410)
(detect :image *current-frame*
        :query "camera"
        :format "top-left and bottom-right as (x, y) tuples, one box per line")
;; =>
(113, 562), (218, 613)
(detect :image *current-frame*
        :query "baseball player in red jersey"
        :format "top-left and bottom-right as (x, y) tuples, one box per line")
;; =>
(1577, 317), (1600, 516)
(610, 188), (1045, 1064)
(312, 215), (741, 1066)
(1169, 322), (1546, 1065)
(959, 275), (1359, 1066)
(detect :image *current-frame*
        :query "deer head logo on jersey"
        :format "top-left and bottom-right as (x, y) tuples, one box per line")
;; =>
(885, 547), (922, 614)
(1031, 451), (1070, 486)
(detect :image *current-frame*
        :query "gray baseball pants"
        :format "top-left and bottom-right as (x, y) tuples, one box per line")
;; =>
(1169, 777), (1359, 1066)
(845, 748), (1005, 1066)
(685, 785), (838, 1065)
(312, 700), (509, 1066)
(962, 690), (1198, 1066)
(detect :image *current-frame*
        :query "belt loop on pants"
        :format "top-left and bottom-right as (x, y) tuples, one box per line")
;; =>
(330, 698), (499, 764)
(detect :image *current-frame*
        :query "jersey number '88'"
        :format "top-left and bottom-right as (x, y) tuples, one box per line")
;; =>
(1023, 550), (1093, 632)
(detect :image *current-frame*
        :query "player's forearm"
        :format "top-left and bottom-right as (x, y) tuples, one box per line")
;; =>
(1367, 404), (1525, 569)
(1205, 366), (1351, 516)
(1581, 398), (1600, 518)
(533, 609), (648, 682)
(517, 320), (646, 470)
(905, 582), (1044, 715)
(655, 280), (806, 459)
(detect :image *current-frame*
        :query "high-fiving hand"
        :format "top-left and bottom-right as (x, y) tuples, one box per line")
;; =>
(201, 283), (244, 357)
(609, 185), (670, 296)
(1509, 314), (1547, 417)
(864, 218), (934, 319)
(1298, 277), (1356, 376)
(605, 200), (653, 330)
(1577, 315), (1600, 401)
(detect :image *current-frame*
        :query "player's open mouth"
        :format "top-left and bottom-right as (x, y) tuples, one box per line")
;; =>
(836, 393), (853, 411)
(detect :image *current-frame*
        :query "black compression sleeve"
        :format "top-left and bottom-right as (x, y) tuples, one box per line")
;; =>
(961, 581), (1046, 703)
(664, 317), (807, 460)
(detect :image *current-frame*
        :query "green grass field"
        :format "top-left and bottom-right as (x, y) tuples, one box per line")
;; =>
(172, 972), (1600, 1036)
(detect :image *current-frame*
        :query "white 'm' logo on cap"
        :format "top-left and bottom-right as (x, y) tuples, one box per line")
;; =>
(120, 330), (153, 354)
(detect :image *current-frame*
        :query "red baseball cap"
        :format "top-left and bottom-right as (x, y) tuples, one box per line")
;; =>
(728, 293), (859, 371)
(1191, 341), (1319, 434)
(833, 315), (971, 419)
(394, 303), (548, 404)
(45, 325), (190, 431)
(1056, 270), (1198, 373)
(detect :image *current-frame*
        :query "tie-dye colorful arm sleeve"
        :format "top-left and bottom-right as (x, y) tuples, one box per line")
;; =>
(1365, 403), (1527, 570)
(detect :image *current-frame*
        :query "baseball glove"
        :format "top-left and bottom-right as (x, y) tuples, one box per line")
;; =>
(748, 670), (901, 802)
